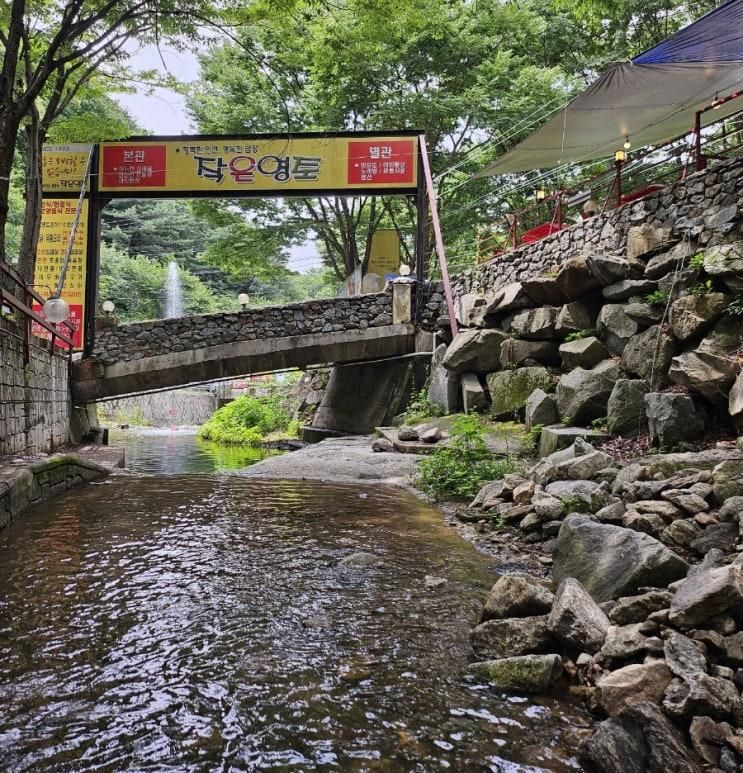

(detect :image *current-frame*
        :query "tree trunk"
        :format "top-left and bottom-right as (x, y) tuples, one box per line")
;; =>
(0, 109), (21, 265)
(17, 109), (43, 283)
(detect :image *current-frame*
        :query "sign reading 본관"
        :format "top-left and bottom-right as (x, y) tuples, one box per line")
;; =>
(98, 136), (418, 194)
(41, 144), (93, 194)
(31, 198), (88, 350)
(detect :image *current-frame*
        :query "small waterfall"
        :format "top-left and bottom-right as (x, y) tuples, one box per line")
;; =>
(164, 261), (184, 318)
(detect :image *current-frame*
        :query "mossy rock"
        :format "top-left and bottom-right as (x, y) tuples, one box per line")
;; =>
(486, 367), (554, 420)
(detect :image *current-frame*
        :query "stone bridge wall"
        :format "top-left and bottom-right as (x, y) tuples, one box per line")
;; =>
(0, 319), (70, 457)
(452, 156), (743, 299)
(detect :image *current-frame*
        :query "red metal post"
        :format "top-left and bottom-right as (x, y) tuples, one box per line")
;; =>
(418, 134), (458, 340)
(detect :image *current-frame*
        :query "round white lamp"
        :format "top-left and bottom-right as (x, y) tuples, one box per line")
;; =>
(43, 296), (70, 324)
(238, 292), (250, 310)
(102, 300), (115, 315)
(399, 263), (411, 277)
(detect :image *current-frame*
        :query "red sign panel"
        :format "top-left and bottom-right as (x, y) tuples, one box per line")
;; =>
(347, 140), (416, 185)
(31, 303), (83, 350)
(101, 144), (167, 188)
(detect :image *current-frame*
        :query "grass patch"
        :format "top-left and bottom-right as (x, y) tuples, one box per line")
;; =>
(402, 388), (445, 425)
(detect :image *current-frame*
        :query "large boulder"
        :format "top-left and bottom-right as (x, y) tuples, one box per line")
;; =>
(620, 325), (675, 390)
(581, 700), (703, 773)
(625, 301), (663, 326)
(644, 393), (705, 448)
(626, 224), (672, 261)
(712, 459), (743, 503)
(664, 631), (708, 680)
(663, 673), (742, 721)
(702, 242), (743, 276)
(555, 359), (620, 425)
(645, 241), (695, 279)
(460, 373), (487, 413)
(500, 338), (560, 368)
(547, 577), (610, 653)
(602, 279), (658, 302)
(698, 316), (742, 355)
(469, 654), (563, 694)
(455, 293), (487, 326)
(559, 336), (609, 370)
(487, 366), (553, 419)
(522, 256), (601, 305)
(510, 306), (559, 339)
(427, 343), (460, 413)
(597, 305), (640, 355)
(730, 370), (743, 431)
(442, 329), (507, 374)
(470, 615), (552, 659)
(669, 293), (728, 344)
(481, 573), (555, 621)
(555, 299), (595, 334)
(669, 349), (738, 408)
(553, 515), (689, 602)
(669, 564), (743, 629)
(607, 379), (650, 437)
(525, 387), (557, 430)
(537, 426), (608, 457)
(483, 282), (533, 316)
(587, 253), (644, 286)
(596, 661), (674, 717)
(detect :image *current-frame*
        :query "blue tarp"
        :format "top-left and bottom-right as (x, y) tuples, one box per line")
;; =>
(635, 0), (743, 64)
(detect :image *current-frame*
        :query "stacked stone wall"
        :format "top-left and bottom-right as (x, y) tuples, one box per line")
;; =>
(0, 319), (70, 457)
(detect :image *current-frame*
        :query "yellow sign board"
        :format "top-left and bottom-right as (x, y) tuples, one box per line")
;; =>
(32, 198), (88, 350)
(367, 229), (401, 277)
(98, 136), (418, 194)
(41, 144), (93, 194)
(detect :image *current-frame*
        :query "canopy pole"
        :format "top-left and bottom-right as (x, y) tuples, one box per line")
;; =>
(694, 109), (705, 171)
(418, 134), (458, 340)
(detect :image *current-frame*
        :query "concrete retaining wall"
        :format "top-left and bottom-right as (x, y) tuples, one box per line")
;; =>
(99, 388), (220, 426)
(0, 319), (71, 457)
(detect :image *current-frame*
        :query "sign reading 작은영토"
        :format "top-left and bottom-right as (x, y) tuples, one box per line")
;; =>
(96, 136), (418, 194)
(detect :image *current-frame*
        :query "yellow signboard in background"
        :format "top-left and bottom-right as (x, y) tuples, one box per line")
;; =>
(367, 230), (401, 277)
(42, 144), (93, 194)
(31, 198), (88, 350)
(98, 136), (418, 194)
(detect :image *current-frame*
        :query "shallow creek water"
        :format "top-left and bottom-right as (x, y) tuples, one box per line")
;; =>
(0, 432), (590, 771)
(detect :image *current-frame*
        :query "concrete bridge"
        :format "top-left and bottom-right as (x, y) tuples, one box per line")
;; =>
(71, 286), (439, 403)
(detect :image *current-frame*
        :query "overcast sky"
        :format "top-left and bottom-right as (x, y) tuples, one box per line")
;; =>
(114, 45), (321, 273)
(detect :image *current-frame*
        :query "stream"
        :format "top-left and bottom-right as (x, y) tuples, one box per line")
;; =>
(0, 430), (590, 771)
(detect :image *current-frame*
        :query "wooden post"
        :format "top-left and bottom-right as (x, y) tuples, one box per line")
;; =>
(418, 133), (458, 340)
(614, 158), (623, 207)
(694, 109), (705, 172)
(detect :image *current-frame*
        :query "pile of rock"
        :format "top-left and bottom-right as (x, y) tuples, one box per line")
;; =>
(467, 438), (743, 770)
(433, 227), (742, 448)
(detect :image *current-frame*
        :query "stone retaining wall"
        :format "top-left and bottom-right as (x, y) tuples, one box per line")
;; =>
(452, 156), (743, 299)
(100, 388), (220, 426)
(0, 319), (71, 457)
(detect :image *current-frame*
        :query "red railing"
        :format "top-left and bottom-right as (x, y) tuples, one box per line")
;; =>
(477, 93), (743, 260)
(0, 260), (74, 363)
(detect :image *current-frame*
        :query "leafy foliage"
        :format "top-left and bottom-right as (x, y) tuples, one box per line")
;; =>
(197, 393), (292, 445)
(644, 289), (670, 305)
(723, 295), (743, 317)
(403, 389), (445, 425)
(418, 414), (518, 500)
(564, 329), (592, 342)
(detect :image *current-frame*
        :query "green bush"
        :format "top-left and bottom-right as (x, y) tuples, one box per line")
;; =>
(404, 388), (445, 424)
(418, 414), (518, 500)
(564, 330), (591, 342)
(197, 393), (291, 445)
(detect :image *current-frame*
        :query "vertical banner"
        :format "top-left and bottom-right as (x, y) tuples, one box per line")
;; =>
(31, 198), (88, 350)
(367, 229), (401, 279)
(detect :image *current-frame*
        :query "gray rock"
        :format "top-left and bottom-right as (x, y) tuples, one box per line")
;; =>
(603, 279), (658, 301)
(469, 615), (552, 659)
(510, 306), (559, 340)
(689, 716), (735, 767)
(481, 573), (555, 621)
(581, 700), (702, 773)
(721, 632), (743, 666)
(703, 242), (743, 276)
(664, 631), (708, 679)
(545, 479), (600, 499)
(645, 241), (694, 279)
(669, 349), (738, 408)
(537, 426), (608, 457)
(487, 367), (553, 419)
(597, 304), (640, 355)
(719, 496), (743, 522)
(601, 623), (650, 660)
(713, 459), (743, 503)
(555, 299), (595, 334)
(559, 336), (609, 369)
(525, 388), (557, 430)
(625, 302), (664, 326)
(522, 255), (600, 305)
(669, 293), (728, 343)
(645, 393), (705, 448)
(532, 492), (565, 519)
(622, 511), (666, 537)
(499, 337), (560, 368)
(455, 292), (487, 326)
(626, 224), (672, 261)
(661, 519), (703, 550)
(556, 359), (620, 425)
(661, 489), (709, 514)
(698, 316), (742, 355)
(553, 515), (689, 602)
(587, 253), (643, 286)
(663, 673), (742, 721)
(596, 661), (673, 717)
(371, 437), (394, 452)
(609, 590), (672, 625)
(397, 425), (419, 441)
(669, 565), (743, 629)
(469, 654), (563, 694)
(621, 325), (675, 389)
(427, 343), (460, 413)
(607, 379), (650, 437)
(595, 501), (627, 523)
(483, 282), (533, 315)
(460, 373), (488, 413)
(548, 578), (610, 653)
(730, 370), (743, 432)
(690, 522), (737, 555)
(419, 426), (443, 443)
(442, 329), (507, 374)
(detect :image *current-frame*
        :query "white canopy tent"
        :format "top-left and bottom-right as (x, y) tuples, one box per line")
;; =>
(478, 0), (743, 176)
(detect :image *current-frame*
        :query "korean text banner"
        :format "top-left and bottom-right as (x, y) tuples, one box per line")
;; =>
(42, 144), (93, 194)
(98, 136), (418, 194)
(32, 198), (88, 350)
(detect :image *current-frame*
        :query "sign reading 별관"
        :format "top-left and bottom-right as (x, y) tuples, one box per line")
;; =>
(31, 198), (88, 350)
(42, 144), (93, 194)
(98, 136), (418, 194)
